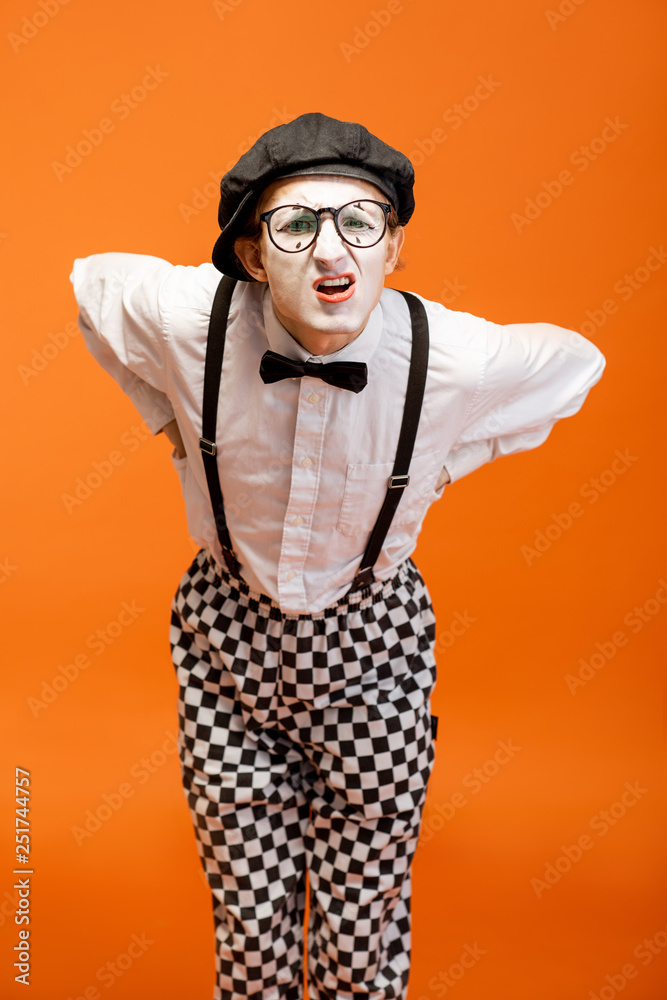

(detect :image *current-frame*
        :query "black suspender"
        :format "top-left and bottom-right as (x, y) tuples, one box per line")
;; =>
(198, 276), (430, 593)
(198, 275), (240, 578)
(348, 289), (429, 592)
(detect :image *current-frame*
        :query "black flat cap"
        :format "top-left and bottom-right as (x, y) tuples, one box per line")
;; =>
(211, 112), (415, 280)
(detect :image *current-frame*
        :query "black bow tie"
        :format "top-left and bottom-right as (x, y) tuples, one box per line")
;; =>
(259, 350), (368, 393)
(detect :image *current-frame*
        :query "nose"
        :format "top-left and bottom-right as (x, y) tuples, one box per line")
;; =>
(312, 214), (347, 265)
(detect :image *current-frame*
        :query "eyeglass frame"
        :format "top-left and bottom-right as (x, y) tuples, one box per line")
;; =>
(259, 199), (393, 253)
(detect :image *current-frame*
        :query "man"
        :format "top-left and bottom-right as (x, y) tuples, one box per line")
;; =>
(70, 112), (605, 1000)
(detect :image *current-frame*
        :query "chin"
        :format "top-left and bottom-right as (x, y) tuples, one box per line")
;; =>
(317, 316), (363, 336)
(317, 301), (367, 323)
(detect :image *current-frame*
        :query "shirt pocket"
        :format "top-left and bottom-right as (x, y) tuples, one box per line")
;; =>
(336, 450), (442, 537)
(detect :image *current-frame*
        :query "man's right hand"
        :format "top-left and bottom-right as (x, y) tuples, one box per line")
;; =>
(161, 418), (186, 460)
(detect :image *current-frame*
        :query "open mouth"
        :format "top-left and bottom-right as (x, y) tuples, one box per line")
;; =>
(314, 275), (356, 302)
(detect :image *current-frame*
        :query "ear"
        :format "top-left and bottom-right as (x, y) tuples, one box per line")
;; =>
(234, 238), (268, 282)
(384, 226), (405, 275)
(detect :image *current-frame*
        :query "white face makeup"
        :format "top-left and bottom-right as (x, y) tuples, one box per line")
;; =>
(236, 174), (404, 356)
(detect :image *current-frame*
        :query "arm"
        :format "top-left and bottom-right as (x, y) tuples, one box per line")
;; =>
(162, 418), (186, 459)
(444, 321), (606, 483)
(70, 252), (177, 435)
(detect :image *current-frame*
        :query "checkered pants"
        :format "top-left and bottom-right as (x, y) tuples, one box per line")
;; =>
(169, 549), (437, 1000)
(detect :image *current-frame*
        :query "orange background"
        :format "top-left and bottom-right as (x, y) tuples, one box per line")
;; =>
(2, 0), (666, 997)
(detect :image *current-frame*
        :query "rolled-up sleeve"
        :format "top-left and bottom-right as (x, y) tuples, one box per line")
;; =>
(69, 252), (176, 434)
(444, 321), (606, 483)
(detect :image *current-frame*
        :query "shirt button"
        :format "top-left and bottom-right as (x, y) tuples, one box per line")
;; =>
(285, 570), (296, 581)
(292, 516), (304, 526)
(308, 393), (319, 403)
(300, 457), (312, 467)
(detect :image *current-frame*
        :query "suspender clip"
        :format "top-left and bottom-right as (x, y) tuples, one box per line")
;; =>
(388, 474), (410, 489)
(199, 437), (217, 456)
(350, 566), (375, 591)
(222, 545), (240, 578)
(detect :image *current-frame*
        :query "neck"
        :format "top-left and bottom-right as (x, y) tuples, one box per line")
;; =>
(273, 308), (365, 357)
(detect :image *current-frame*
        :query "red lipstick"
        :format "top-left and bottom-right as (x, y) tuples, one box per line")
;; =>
(313, 273), (356, 302)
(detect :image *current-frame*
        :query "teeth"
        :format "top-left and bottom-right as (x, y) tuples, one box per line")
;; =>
(319, 277), (350, 287)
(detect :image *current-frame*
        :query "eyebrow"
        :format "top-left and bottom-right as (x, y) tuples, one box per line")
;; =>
(267, 200), (374, 211)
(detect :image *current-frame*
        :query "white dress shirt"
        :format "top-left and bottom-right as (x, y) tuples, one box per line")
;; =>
(70, 253), (606, 614)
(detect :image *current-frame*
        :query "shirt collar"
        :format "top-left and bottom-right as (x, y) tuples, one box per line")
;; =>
(262, 284), (384, 364)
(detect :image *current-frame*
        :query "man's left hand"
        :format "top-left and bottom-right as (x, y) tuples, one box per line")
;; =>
(161, 418), (186, 459)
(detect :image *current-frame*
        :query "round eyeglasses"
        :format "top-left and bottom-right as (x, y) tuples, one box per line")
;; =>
(259, 200), (392, 253)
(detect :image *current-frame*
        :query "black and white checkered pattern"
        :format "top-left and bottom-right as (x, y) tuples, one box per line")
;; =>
(169, 549), (437, 1000)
